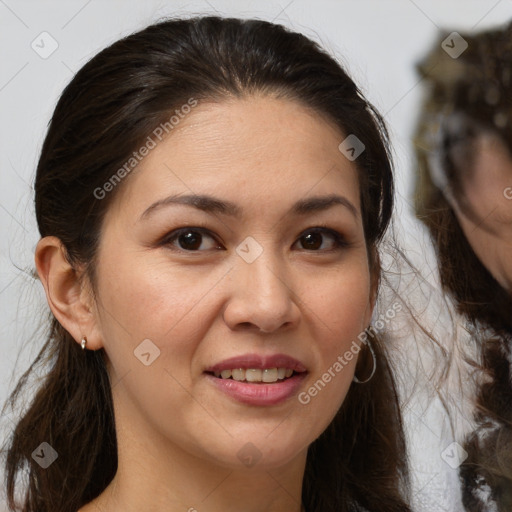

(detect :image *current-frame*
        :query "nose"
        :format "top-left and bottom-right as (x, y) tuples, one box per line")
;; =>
(222, 251), (301, 334)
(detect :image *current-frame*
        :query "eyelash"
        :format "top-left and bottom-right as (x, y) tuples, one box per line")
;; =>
(159, 224), (350, 253)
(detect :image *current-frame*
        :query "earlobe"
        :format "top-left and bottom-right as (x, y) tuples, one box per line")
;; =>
(34, 236), (101, 350)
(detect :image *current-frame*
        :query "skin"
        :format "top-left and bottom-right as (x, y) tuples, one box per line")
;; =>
(36, 95), (375, 512)
(450, 133), (512, 293)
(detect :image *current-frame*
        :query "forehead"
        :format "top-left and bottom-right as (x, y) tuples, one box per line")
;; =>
(108, 95), (361, 219)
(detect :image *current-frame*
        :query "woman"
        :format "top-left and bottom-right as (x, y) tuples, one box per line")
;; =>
(414, 22), (512, 511)
(2, 16), (411, 512)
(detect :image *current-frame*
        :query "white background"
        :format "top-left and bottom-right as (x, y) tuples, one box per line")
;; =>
(1, 1), (511, 510)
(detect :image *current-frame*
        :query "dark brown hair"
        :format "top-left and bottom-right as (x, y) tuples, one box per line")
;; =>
(413, 22), (512, 511)
(1, 16), (410, 512)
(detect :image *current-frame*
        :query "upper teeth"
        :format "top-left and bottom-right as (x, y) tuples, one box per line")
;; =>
(213, 368), (294, 382)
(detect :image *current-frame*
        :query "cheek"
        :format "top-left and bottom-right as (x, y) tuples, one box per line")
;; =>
(295, 269), (370, 438)
(464, 167), (512, 226)
(94, 252), (225, 360)
(463, 183), (495, 220)
(92, 254), (229, 443)
(303, 261), (371, 388)
(311, 263), (371, 336)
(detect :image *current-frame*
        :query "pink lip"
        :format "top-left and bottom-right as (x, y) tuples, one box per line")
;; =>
(204, 353), (307, 373)
(205, 372), (307, 406)
(204, 353), (308, 406)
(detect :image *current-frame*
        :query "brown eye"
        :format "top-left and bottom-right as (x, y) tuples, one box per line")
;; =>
(178, 230), (203, 250)
(296, 228), (348, 251)
(164, 228), (221, 251)
(300, 232), (323, 250)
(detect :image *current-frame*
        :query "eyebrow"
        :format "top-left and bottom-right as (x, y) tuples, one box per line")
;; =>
(139, 193), (359, 221)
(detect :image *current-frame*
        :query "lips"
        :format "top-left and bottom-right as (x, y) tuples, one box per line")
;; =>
(204, 353), (308, 406)
(204, 353), (307, 374)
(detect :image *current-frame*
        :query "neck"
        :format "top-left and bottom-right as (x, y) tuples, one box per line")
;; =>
(90, 451), (307, 512)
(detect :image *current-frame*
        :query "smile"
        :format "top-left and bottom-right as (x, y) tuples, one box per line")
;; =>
(212, 368), (295, 383)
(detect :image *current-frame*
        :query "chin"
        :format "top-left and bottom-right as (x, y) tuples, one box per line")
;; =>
(200, 436), (309, 471)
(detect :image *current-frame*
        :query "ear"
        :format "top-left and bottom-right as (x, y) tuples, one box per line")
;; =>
(35, 236), (103, 350)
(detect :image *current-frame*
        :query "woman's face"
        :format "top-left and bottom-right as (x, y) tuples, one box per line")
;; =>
(451, 133), (512, 293)
(89, 95), (374, 471)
